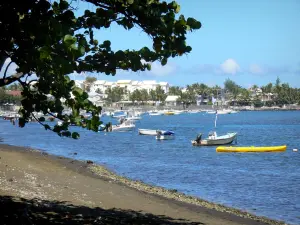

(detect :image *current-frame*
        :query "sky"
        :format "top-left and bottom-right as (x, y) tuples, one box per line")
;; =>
(70, 0), (300, 88)
(1, 0), (300, 88)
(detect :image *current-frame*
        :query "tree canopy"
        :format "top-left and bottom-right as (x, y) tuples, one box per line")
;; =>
(0, 0), (201, 138)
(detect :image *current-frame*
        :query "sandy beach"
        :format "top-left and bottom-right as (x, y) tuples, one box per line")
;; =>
(0, 144), (286, 225)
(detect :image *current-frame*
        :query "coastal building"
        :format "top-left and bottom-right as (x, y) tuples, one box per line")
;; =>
(165, 95), (180, 106)
(88, 92), (106, 106)
(74, 80), (85, 90)
(261, 93), (276, 102)
(75, 79), (169, 94)
(5, 90), (22, 97)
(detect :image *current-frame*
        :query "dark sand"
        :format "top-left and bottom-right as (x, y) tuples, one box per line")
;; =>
(0, 144), (286, 225)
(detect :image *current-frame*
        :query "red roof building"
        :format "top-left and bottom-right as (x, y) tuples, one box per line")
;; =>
(5, 90), (22, 96)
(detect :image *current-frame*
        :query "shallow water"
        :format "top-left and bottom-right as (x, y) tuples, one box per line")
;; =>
(0, 111), (299, 224)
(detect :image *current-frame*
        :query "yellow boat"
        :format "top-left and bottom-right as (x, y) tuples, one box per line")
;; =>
(164, 111), (175, 115)
(216, 145), (287, 153)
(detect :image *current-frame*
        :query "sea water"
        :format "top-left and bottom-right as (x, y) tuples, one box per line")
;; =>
(0, 111), (299, 224)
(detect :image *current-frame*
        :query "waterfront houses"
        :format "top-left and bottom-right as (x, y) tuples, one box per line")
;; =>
(74, 79), (169, 94)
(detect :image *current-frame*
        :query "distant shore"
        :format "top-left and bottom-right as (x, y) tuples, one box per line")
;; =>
(0, 143), (286, 225)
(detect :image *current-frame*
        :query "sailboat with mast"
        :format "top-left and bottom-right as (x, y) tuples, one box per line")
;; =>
(191, 111), (237, 146)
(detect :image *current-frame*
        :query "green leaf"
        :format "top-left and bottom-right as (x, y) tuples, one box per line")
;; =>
(72, 132), (80, 139)
(39, 46), (51, 59)
(127, 0), (134, 4)
(63, 34), (76, 46)
(72, 87), (83, 96)
(161, 58), (167, 66)
(39, 117), (45, 122)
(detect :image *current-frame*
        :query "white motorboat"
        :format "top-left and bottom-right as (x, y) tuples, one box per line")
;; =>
(149, 111), (163, 116)
(217, 109), (232, 114)
(138, 129), (165, 136)
(206, 110), (217, 114)
(188, 110), (199, 114)
(173, 110), (183, 115)
(230, 110), (239, 114)
(126, 116), (141, 121)
(156, 130), (175, 140)
(191, 131), (237, 146)
(112, 121), (135, 132)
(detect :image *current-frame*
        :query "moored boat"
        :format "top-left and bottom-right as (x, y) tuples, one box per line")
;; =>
(126, 116), (141, 121)
(112, 121), (135, 132)
(192, 132), (237, 146)
(216, 145), (287, 153)
(138, 129), (165, 136)
(156, 130), (175, 140)
(148, 111), (163, 116)
(164, 111), (175, 115)
(206, 110), (217, 114)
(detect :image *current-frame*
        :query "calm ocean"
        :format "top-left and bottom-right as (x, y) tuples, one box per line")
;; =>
(0, 110), (299, 224)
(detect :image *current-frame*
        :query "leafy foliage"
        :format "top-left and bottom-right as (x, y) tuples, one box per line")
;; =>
(84, 76), (97, 92)
(0, 0), (201, 138)
(105, 87), (125, 103)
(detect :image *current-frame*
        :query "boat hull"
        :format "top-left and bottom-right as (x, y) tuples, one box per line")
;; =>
(139, 129), (165, 136)
(149, 112), (162, 116)
(192, 133), (237, 146)
(112, 125), (135, 132)
(126, 116), (141, 121)
(216, 145), (287, 153)
(156, 135), (175, 140)
(164, 112), (175, 115)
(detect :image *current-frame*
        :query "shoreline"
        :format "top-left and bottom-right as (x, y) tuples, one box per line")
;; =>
(0, 143), (287, 225)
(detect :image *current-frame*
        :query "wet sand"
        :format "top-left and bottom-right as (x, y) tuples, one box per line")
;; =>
(0, 144), (286, 225)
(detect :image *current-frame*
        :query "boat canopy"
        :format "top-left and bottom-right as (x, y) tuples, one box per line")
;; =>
(163, 131), (175, 135)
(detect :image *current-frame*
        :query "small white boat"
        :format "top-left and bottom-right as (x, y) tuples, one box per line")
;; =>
(156, 130), (175, 140)
(113, 114), (127, 118)
(126, 116), (141, 121)
(230, 110), (239, 114)
(188, 110), (199, 114)
(138, 129), (165, 136)
(149, 111), (163, 116)
(112, 121), (135, 132)
(173, 110), (183, 115)
(206, 110), (217, 114)
(220, 109), (231, 114)
(192, 131), (237, 146)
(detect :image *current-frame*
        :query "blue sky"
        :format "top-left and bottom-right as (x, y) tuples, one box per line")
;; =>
(71, 0), (300, 88)
(2, 0), (299, 88)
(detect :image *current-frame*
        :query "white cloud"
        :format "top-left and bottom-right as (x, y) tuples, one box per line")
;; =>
(190, 58), (241, 75)
(249, 64), (264, 75)
(220, 58), (240, 75)
(140, 59), (176, 76)
(248, 64), (291, 75)
(148, 61), (176, 76)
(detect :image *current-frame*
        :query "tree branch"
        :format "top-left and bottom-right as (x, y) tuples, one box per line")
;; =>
(31, 112), (51, 130)
(0, 72), (25, 87)
(3, 61), (13, 79)
(84, 0), (146, 33)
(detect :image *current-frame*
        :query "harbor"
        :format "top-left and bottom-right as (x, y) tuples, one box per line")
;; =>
(0, 110), (299, 224)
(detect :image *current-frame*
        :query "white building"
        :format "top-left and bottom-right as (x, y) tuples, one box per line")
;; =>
(74, 80), (85, 90)
(165, 95), (180, 106)
(88, 92), (105, 107)
(74, 79), (169, 94)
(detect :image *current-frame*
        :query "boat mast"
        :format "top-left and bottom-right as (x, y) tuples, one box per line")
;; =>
(214, 111), (218, 128)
